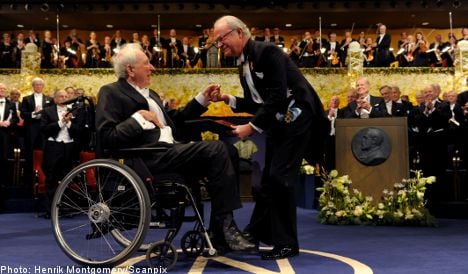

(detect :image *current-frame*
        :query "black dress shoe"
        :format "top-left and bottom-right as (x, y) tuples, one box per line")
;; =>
(223, 226), (258, 252)
(261, 245), (299, 260)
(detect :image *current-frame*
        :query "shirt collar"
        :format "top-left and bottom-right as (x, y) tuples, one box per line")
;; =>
(128, 81), (150, 98)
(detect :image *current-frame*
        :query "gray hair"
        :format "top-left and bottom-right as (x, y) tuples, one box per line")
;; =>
(112, 43), (143, 79)
(214, 15), (251, 39)
(31, 77), (44, 86)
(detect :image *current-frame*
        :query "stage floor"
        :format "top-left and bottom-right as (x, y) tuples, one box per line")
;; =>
(1, 202), (468, 274)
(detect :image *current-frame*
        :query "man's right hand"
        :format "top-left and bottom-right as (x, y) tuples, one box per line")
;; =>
(137, 110), (163, 128)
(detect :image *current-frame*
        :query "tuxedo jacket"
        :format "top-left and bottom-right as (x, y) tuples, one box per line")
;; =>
(95, 78), (207, 151)
(457, 90), (468, 107)
(21, 93), (54, 124)
(0, 99), (18, 158)
(40, 105), (83, 141)
(370, 99), (405, 118)
(375, 34), (391, 50)
(410, 100), (451, 133)
(21, 93), (54, 149)
(343, 95), (382, 118)
(234, 39), (327, 162)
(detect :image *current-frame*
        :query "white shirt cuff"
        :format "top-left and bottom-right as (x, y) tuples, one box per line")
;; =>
(132, 112), (156, 130)
(195, 92), (210, 107)
(227, 94), (237, 109)
(249, 122), (263, 134)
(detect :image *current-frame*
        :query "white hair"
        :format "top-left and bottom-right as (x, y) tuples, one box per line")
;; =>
(112, 43), (143, 79)
(214, 15), (251, 39)
(31, 77), (44, 86)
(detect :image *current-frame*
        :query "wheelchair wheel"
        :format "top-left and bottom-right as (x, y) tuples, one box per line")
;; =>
(51, 159), (151, 267)
(146, 241), (178, 271)
(181, 230), (205, 257)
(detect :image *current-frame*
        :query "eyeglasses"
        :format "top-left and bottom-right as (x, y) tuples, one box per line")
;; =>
(215, 29), (236, 46)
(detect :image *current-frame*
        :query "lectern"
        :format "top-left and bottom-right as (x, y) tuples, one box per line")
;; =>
(335, 117), (409, 201)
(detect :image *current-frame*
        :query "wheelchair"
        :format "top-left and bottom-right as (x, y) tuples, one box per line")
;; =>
(50, 146), (217, 270)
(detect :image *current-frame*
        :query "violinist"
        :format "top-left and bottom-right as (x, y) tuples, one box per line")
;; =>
(428, 34), (447, 67)
(298, 31), (315, 67)
(406, 32), (429, 67)
(339, 30), (355, 66)
(59, 40), (77, 68)
(326, 32), (341, 67)
(85, 31), (101, 68)
(164, 29), (183, 68)
(287, 37), (301, 67)
(66, 29), (85, 67)
(41, 30), (55, 69)
(180, 36), (196, 68)
(98, 36), (112, 68)
(363, 37), (375, 67)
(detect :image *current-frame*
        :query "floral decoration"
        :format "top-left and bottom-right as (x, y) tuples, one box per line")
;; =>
(300, 159), (315, 175)
(317, 169), (436, 226)
(0, 67), (459, 117)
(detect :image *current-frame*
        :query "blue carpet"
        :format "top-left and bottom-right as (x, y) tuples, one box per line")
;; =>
(1, 202), (468, 273)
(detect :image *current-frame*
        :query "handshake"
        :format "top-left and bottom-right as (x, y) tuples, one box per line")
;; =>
(202, 83), (230, 104)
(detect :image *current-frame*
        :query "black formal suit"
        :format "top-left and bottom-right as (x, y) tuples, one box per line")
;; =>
(20, 92), (53, 186)
(235, 39), (327, 248)
(21, 93), (54, 151)
(342, 95), (381, 118)
(370, 99), (405, 118)
(95, 78), (241, 216)
(110, 38), (126, 53)
(163, 38), (183, 68)
(40, 105), (83, 213)
(457, 90), (468, 107)
(0, 99), (18, 184)
(398, 100), (414, 116)
(375, 33), (392, 67)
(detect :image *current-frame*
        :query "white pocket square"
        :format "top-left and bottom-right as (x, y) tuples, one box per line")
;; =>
(255, 72), (264, 79)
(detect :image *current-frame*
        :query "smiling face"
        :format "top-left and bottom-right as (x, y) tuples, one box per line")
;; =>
(127, 50), (155, 88)
(214, 20), (245, 58)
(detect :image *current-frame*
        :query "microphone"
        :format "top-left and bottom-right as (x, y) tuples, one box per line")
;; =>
(62, 95), (87, 105)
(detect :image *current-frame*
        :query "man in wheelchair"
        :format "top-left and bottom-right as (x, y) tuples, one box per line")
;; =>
(95, 43), (256, 253)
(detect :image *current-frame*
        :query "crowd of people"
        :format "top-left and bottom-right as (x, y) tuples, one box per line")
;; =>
(1, 25), (467, 69)
(325, 77), (468, 207)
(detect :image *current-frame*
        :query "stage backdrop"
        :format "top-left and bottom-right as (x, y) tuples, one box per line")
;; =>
(0, 67), (460, 116)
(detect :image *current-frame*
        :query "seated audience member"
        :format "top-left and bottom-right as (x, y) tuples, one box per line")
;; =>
(370, 85), (405, 117)
(95, 43), (256, 252)
(40, 89), (84, 218)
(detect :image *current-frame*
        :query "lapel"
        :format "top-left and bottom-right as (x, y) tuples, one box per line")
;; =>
(51, 105), (59, 122)
(118, 79), (150, 109)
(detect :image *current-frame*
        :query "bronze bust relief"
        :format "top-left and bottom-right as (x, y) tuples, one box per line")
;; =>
(351, 127), (391, 166)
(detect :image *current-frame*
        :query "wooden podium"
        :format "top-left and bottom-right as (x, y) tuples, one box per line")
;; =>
(335, 117), (409, 201)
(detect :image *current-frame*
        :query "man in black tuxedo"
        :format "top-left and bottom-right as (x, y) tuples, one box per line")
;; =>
(95, 43), (255, 253)
(373, 24), (392, 67)
(343, 77), (381, 118)
(40, 89), (83, 217)
(0, 83), (19, 185)
(21, 77), (54, 185)
(391, 85), (413, 116)
(370, 85), (405, 118)
(211, 15), (327, 260)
